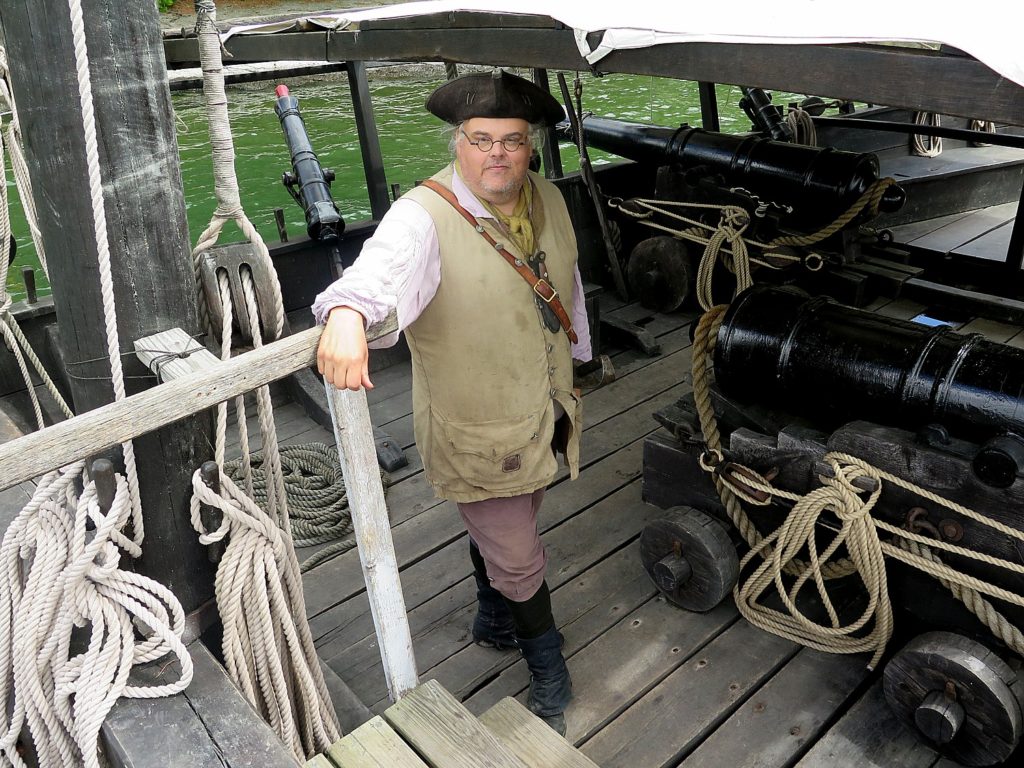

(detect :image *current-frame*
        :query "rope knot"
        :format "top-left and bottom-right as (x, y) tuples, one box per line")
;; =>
(719, 207), (750, 241)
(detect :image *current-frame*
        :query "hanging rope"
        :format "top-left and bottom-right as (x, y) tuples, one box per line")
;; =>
(690, 306), (1024, 670)
(0, 48), (48, 277)
(0, 2), (193, 766)
(785, 106), (817, 146)
(911, 111), (942, 157)
(0, 50), (73, 432)
(968, 118), (997, 148)
(188, 2), (339, 759)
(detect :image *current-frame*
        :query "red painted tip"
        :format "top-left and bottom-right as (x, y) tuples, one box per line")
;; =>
(275, 84), (290, 98)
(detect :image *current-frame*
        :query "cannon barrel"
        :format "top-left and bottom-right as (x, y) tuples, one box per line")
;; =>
(274, 84), (344, 242)
(558, 116), (905, 230)
(715, 285), (1024, 448)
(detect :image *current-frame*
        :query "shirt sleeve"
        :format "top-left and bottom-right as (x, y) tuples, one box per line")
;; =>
(570, 266), (593, 363)
(311, 198), (440, 348)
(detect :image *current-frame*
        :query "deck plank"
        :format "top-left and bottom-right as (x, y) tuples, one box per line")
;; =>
(907, 202), (1017, 255)
(581, 620), (799, 768)
(678, 649), (872, 768)
(324, 716), (428, 768)
(383, 679), (528, 768)
(479, 698), (601, 768)
(795, 681), (939, 768)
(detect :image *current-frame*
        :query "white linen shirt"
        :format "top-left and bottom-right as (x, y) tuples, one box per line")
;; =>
(312, 171), (593, 362)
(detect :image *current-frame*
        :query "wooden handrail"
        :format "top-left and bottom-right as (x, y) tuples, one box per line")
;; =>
(0, 316), (397, 490)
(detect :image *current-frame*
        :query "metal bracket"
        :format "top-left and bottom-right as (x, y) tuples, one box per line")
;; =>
(197, 242), (282, 342)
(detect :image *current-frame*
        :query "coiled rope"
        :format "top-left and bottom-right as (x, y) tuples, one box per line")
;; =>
(223, 443), (375, 573)
(785, 106), (817, 146)
(1, 2), (194, 766)
(188, 2), (339, 759)
(911, 111), (942, 157)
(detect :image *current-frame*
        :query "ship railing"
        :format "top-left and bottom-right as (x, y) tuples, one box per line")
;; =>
(0, 312), (420, 702)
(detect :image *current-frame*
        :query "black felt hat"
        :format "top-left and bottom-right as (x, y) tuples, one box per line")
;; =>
(425, 69), (564, 126)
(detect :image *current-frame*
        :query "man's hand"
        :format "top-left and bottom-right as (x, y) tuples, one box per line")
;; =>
(317, 306), (373, 391)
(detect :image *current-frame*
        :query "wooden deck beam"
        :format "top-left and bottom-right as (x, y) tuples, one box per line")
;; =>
(162, 16), (1024, 126)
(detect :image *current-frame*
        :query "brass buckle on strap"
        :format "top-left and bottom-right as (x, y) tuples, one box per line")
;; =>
(533, 279), (558, 304)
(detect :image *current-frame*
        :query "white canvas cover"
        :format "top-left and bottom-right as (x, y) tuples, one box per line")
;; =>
(221, 0), (1024, 89)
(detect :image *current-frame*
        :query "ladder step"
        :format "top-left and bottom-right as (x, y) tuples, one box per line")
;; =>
(383, 679), (528, 768)
(316, 716), (427, 768)
(479, 698), (600, 768)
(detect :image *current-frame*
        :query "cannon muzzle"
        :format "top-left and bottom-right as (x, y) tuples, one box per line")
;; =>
(274, 84), (344, 243)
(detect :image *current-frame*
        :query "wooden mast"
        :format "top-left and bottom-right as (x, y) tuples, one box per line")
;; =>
(0, 1), (215, 615)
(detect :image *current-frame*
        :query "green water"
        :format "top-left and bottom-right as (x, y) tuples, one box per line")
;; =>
(3, 71), (769, 302)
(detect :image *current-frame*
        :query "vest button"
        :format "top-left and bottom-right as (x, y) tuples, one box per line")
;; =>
(549, 366), (556, 376)
(549, 388), (556, 397)
(546, 343), (554, 353)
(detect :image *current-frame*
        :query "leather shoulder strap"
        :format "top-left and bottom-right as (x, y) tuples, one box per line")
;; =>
(421, 179), (578, 344)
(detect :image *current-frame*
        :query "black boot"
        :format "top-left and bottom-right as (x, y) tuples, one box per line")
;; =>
(506, 582), (573, 736)
(469, 541), (518, 651)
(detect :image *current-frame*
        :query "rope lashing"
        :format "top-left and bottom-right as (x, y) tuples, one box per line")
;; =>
(1, 2), (192, 765)
(690, 306), (1024, 669)
(190, 3), (340, 759)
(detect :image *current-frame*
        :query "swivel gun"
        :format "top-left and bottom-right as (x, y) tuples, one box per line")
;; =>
(274, 84), (344, 242)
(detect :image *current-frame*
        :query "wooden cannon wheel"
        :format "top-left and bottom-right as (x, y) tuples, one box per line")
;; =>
(883, 631), (1024, 766)
(626, 236), (692, 313)
(639, 506), (739, 612)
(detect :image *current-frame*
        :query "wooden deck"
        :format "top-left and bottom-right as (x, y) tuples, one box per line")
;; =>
(3, 292), (1022, 766)
(286, 294), (1024, 768)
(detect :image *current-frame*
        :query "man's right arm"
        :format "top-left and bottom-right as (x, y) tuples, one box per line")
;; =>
(314, 198), (439, 390)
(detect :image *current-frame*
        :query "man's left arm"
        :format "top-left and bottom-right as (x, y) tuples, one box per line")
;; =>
(570, 265), (593, 364)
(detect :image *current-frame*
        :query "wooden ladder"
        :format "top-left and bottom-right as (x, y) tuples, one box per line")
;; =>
(305, 679), (598, 768)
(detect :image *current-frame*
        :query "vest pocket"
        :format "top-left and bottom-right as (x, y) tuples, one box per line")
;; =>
(438, 411), (544, 483)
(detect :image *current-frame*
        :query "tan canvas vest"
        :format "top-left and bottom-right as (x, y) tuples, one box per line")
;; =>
(403, 165), (582, 502)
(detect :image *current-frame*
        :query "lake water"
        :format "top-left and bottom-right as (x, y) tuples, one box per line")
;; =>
(3, 68), (770, 301)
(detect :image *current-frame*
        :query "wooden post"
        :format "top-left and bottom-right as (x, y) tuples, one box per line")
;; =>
(325, 380), (418, 701)
(0, 1), (215, 613)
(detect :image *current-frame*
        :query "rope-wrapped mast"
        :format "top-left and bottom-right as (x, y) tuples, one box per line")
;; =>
(0, 0), (216, 614)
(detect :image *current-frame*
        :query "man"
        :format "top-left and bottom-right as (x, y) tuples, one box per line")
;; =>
(314, 69), (591, 734)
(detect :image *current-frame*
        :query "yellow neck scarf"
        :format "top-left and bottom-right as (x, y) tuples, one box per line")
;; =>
(456, 161), (535, 256)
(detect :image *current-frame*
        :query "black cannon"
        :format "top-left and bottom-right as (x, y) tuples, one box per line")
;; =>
(274, 84), (344, 243)
(715, 285), (1024, 487)
(640, 286), (1024, 765)
(557, 115), (906, 231)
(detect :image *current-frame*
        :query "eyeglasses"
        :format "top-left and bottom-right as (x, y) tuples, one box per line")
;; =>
(460, 130), (528, 153)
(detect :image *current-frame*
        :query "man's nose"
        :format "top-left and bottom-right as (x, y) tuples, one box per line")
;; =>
(488, 141), (508, 156)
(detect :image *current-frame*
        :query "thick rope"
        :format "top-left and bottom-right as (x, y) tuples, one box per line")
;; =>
(691, 306), (1024, 668)
(1, 3), (193, 766)
(0, 48), (48, 277)
(189, 3), (340, 758)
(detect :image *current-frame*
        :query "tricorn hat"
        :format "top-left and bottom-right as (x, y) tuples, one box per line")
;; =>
(426, 69), (564, 127)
